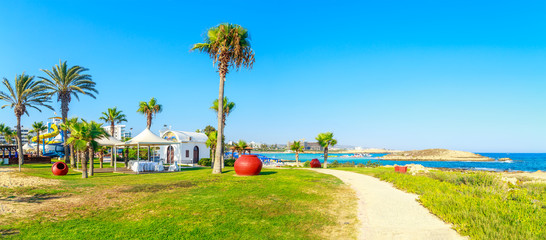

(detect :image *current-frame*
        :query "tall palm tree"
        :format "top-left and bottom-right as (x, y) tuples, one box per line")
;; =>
(60, 117), (79, 167)
(205, 131), (217, 166)
(137, 98), (162, 129)
(0, 73), (53, 171)
(192, 23), (255, 174)
(39, 60), (97, 164)
(290, 141), (304, 167)
(316, 132), (337, 169)
(30, 121), (47, 156)
(210, 97), (235, 167)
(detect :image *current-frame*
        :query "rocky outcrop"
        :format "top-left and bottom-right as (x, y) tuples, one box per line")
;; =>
(381, 148), (493, 162)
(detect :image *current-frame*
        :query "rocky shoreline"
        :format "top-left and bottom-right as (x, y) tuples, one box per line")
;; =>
(381, 148), (496, 162)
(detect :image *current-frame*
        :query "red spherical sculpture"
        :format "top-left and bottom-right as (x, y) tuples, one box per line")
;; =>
(234, 155), (263, 176)
(52, 162), (69, 176)
(310, 158), (321, 168)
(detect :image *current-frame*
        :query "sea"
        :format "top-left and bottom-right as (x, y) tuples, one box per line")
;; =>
(257, 152), (546, 172)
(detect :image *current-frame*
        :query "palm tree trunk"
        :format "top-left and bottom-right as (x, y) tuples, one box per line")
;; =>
(100, 152), (104, 168)
(110, 122), (115, 166)
(89, 146), (94, 176)
(147, 113), (152, 129)
(323, 147), (328, 168)
(213, 63), (226, 174)
(36, 133), (40, 156)
(81, 150), (88, 178)
(16, 115), (23, 172)
(70, 144), (75, 167)
(61, 97), (69, 164)
(296, 151), (299, 167)
(76, 150), (81, 169)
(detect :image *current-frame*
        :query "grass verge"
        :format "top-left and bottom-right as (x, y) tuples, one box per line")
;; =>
(0, 165), (357, 240)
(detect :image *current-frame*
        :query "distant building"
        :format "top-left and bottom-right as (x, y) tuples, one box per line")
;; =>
(0, 127), (30, 144)
(102, 125), (130, 140)
(287, 141), (323, 151)
(248, 141), (261, 148)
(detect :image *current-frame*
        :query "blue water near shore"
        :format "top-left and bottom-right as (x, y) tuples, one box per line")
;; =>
(257, 153), (546, 172)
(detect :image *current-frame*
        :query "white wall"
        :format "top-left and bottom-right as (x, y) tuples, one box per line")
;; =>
(159, 142), (210, 164)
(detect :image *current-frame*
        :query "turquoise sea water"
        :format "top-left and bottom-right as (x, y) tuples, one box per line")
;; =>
(257, 152), (546, 172)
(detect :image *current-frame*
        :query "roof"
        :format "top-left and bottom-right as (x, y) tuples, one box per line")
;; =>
(161, 130), (208, 143)
(123, 128), (173, 146)
(97, 136), (123, 146)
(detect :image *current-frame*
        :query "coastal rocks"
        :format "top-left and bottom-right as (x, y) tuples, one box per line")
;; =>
(381, 148), (493, 162)
(498, 158), (512, 162)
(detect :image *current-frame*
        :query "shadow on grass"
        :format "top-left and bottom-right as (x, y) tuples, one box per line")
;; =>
(259, 171), (277, 175)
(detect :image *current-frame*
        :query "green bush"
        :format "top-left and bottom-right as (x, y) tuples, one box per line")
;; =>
(198, 158), (211, 166)
(303, 161), (310, 167)
(224, 158), (236, 167)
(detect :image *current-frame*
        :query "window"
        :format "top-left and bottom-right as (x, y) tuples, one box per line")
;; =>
(186, 150), (190, 158)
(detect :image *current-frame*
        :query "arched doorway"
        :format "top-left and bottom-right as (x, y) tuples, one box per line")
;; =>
(166, 146), (174, 164)
(193, 146), (199, 163)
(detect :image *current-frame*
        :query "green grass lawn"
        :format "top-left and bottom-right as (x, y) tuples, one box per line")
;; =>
(0, 165), (357, 239)
(335, 167), (546, 240)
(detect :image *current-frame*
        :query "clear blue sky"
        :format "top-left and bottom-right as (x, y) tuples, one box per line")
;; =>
(1, 0), (545, 152)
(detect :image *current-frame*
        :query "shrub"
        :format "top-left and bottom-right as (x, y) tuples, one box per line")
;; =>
(198, 158), (211, 166)
(303, 161), (310, 167)
(224, 158), (236, 167)
(329, 160), (341, 168)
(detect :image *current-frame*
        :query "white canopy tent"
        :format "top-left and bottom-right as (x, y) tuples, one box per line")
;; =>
(97, 136), (124, 171)
(120, 128), (174, 172)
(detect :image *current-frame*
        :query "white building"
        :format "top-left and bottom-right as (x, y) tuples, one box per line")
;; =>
(158, 130), (210, 165)
(102, 125), (130, 140)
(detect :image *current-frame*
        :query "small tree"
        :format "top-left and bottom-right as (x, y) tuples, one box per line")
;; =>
(30, 121), (48, 156)
(290, 141), (304, 167)
(60, 117), (79, 167)
(205, 131), (217, 166)
(316, 132), (337, 168)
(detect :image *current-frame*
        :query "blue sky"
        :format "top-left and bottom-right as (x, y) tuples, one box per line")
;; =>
(1, 0), (545, 152)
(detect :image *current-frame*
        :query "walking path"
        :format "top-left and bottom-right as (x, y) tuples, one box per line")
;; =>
(309, 169), (466, 240)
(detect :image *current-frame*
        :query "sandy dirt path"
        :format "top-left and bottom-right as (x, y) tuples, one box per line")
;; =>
(309, 169), (466, 240)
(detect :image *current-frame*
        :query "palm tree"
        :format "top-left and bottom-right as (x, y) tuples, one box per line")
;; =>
(235, 140), (248, 155)
(2, 127), (15, 144)
(67, 120), (108, 178)
(30, 121), (47, 156)
(0, 123), (8, 144)
(192, 23), (255, 174)
(99, 107), (127, 166)
(39, 60), (97, 164)
(60, 117), (79, 167)
(290, 141), (304, 167)
(0, 73), (53, 171)
(137, 98), (162, 129)
(210, 97), (235, 167)
(205, 131), (217, 166)
(316, 132), (337, 168)
(99, 107), (127, 137)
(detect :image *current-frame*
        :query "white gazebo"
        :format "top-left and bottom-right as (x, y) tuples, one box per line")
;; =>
(96, 135), (124, 171)
(121, 128), (174, 172)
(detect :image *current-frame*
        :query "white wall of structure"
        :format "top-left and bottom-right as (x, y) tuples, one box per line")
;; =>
(157, 130), (210, 164)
